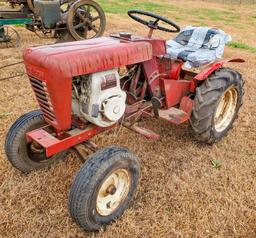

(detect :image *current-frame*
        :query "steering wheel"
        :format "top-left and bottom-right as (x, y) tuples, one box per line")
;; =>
(128, 10), (180, 37)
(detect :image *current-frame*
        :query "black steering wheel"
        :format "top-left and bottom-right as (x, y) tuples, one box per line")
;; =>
(128, 10), (180, 34)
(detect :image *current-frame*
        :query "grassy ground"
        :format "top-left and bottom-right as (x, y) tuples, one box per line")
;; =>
(0, 0), (256, 237)
(227, 42), (256, 53)
(97, 0), (256, 51)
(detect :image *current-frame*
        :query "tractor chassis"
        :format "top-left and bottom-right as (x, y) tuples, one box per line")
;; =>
(26, 94), (194, 158)
(4, 9), (246, 232)
(26, 122), (113, 158)
(25, 52), (243, 160)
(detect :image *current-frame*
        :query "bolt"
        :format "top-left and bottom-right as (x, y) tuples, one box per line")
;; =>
(106, 201), (111, 208)
(106, 184), (116, 195)
(113, 106), (120, 114)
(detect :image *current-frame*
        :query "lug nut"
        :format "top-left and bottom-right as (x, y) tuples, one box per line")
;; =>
(113, 106), (120, 114)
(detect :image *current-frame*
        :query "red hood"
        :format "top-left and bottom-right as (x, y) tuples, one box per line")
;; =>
(22, 36), (165, 131)
(23, 36), (154, 78)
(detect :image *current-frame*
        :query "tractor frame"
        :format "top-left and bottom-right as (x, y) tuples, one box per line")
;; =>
(5, 10), (245, 232)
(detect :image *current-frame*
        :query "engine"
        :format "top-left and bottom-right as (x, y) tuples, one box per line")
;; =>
(72, 69), (127, 127)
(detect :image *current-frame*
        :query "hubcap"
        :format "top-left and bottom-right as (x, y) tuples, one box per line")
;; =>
(96, 169), (131, 216)
(27, 141), (48, 162)
(214, 86), (238, 132)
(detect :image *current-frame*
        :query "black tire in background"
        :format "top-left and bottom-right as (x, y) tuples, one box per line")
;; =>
(5, 110), (66, 173)
(190, 68), (244, 144)
(68, 146), (140, 231)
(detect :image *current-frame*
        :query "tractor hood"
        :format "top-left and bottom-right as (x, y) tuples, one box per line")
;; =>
(23, 36), (153, 78)
(22, 36), (160, 132)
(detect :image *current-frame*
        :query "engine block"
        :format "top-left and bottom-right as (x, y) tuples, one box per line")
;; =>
(72, 69), (127, 127)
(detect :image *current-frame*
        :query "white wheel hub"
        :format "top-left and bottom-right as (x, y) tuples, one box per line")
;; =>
(214, 86), (238, 133)
(96, 169), (131, 216)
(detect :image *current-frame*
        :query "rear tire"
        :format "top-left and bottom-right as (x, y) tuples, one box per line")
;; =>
(68, 146), (140, 231)
(190, 68), (244, 144)
(5, 110), (66, 173)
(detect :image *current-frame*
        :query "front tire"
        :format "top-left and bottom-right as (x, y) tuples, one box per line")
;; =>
(68, 146), (140, 231)
(5, 110), (66, 173)
(190, 68), (244, 144)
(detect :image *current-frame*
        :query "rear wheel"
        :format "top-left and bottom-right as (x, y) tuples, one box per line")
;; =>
(5, 110), (66, 173)
(68, 146), (140, 231)
(190, 68), (244, 144)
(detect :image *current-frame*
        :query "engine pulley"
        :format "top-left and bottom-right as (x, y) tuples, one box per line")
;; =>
(103, 95), (126, 122)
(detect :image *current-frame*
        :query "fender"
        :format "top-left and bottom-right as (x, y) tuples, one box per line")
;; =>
(193, 58), (245, 81)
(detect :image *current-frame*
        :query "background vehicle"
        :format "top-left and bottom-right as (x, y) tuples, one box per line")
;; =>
(0, 0), (106, 47)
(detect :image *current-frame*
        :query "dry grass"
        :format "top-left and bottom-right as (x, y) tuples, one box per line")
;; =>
(0, 1), (256, 237)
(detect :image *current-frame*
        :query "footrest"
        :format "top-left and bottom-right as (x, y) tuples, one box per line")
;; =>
(159, 107), (189, 125)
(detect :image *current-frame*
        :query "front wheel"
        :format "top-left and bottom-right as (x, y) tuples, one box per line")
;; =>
(190, 68), (244, 144)
(5, 110), (66, 173)
(68, 146), (140, 231)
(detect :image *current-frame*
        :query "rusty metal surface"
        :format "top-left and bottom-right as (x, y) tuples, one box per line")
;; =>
(194, 58), (245, 81)
(23, 37), (153, 131)
(142, 58), (162, 97)
(161, 79), (192, 108)
(129, 65), (141, 95)
(122, 122), (160, 140)
(1, 0), (106, 48)
(169, 60), (183, 80)
(26, 123), (113, 157)
(0, 10), (30, 19)
(110, 34), (166, 56)
(72, 141), (97, 161)
(179, 96), (194, 117)
(24, 37), (153, 77)
(159, 107), (189, 125)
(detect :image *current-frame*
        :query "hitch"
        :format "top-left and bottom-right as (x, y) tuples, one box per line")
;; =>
(122, 122), (160, 140)
(72, 141), (98, 162)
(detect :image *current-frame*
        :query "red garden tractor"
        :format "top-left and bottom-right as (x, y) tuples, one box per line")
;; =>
(5, 10), (244, 231)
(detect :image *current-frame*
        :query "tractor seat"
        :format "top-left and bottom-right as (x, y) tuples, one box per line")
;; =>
(166, 26), (231, 68)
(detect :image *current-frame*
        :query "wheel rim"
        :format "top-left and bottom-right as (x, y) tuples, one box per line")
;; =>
(0, 26), (21, 48)
(68, 1), (105, 40)
(214, 86), (238, 132)
(26, 141), (48, 163)
(96, 169), (131, 216)
(73, 6), (101, 39)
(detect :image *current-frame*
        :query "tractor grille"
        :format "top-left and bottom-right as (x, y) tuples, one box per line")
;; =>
(29, 77), (56, 123)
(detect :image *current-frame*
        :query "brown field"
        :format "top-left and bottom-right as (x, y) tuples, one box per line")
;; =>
(0, 1), (256, 237)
